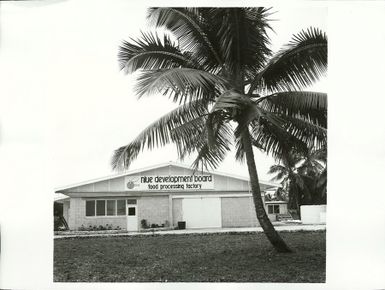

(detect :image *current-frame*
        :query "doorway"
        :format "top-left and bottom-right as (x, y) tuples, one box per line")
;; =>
(126, 200), (138, 231)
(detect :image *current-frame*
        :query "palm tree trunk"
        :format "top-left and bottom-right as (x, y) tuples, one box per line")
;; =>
(242, 130), (292, 253)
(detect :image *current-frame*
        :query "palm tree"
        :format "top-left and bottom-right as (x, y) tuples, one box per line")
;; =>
(112, 8), (327, 253)
(269, 148), (327, 216)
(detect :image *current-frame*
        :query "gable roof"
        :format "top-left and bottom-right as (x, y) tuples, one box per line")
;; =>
(55, 161), (279, 193)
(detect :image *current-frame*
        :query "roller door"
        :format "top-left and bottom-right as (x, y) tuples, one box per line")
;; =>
(182, 197), (222, 229)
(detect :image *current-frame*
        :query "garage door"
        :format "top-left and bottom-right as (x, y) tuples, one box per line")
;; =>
(182, 197), (222, 229)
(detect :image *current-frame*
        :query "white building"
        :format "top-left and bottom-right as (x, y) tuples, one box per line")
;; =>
(55, 162), (288, 231)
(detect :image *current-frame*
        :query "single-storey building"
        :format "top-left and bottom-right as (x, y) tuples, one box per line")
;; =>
(55, 162), (288, 231)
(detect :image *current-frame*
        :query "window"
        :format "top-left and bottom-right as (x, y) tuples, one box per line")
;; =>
(96, 200), (106, 216)
(127, 199), (137, 205)
(128, 207), (136, 216)
(85, 199), (132, 217)
(86, 200), (95, 216)
(107, 200), (116, 216)
(117, 200), (126, 215)
(268, 204), (280, 214)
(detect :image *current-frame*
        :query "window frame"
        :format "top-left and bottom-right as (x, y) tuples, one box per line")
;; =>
(267, 204), (280, 214)
(96, 200), (106, 216)
(85, 200), (96, 217)
(273, 205), (280, 214)
(85, 199), (130, 218)
(106, 199), (116, 216)
(117, 199), (127, 216)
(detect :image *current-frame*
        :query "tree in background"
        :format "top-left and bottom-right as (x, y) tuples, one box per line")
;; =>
(112, 8), (327, 252)
(268, 148), (327, 217)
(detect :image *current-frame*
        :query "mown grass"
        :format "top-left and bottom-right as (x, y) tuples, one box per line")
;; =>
(54, 231), (325, 282)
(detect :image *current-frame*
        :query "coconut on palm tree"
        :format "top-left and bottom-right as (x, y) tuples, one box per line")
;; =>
(112, 8), (327, 253)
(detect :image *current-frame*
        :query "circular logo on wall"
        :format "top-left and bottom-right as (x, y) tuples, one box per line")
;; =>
(126, 177), (139, 189)
(126, 181), (135, 189)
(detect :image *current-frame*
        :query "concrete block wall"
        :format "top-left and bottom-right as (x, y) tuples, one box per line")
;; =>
(221, 197), (259, 227)
(68, 197), (126, 230)
(63, 200), (70, 225)
(79, 216), (127, 230)
(137, 196), (169, 228)
(172, 198), (183, 227)
(68, 197), (83, 230)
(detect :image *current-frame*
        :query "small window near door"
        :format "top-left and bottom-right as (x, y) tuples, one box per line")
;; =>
(127, 199), (137, 205)
(274, 205), (280, 213)
(128, 207), (136, 216)
(268, 204), (280, 214)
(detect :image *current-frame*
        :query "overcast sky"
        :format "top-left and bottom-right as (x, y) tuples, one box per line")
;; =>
(0, 2), (327, 187)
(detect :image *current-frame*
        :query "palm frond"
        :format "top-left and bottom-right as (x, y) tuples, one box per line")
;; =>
(118, 31), (198, 73)
(250, 116), (310, 161)
(268, 164), (287, 175)
(190, 121), (233, 171)
(271, 171), (287, 182)
(258, 91), (327, 127)
(212, 90), (253, 112)
(135, 68), (228, 103)
(234, 134), (246, 163)
(111, 100), (208, 170)
(211, 8), (273, 75)
(172, 116), (207, 160)
(283, 116), (327, 149)
(312, 147), (327, 162)
(249, 27), (327, 93)
(147, 8), (222, 68)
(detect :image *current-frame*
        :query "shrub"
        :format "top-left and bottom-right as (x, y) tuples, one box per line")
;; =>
(141, 219), (149, 229)
(78, 225), (87, 231)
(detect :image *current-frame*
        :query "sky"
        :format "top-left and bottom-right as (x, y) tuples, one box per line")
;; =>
(1, 1), (385, 289)
(0, 1), (327, 188)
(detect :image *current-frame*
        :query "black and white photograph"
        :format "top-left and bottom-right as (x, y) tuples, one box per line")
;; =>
(0, 0), (385, 289)
(52, 4), (328, 283)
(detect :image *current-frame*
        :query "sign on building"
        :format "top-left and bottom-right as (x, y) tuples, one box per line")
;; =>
(124, 175), (214, 191)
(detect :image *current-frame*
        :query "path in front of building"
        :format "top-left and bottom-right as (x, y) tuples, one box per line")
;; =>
(54, 223), (326, 239)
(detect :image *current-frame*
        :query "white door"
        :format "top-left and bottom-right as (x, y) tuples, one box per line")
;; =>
(126, 204), (138, 231)
(182, 197), (222, 229)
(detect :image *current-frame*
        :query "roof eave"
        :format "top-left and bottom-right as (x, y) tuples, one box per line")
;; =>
(55, 161), (280, 193)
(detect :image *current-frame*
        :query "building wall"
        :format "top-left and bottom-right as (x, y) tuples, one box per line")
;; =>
(68, 197), (83, 230)
(65, 194), (285, 230)
(64, 164), (267, 194)
(80, 216), (127, 230)
(60, 164), (280, 230)
(172, 198), (183, 227)
(63, 200), (70, 224)
(221, 197), (259, 227)
(68, 197), (126, 230)
(137, 195), (169, 228)
(265, 203), (288, 221)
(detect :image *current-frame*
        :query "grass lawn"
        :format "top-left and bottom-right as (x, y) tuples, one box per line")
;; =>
(54, 231), (325, 282)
